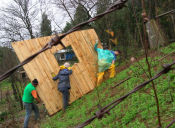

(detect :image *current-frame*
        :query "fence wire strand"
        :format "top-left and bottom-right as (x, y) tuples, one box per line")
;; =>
(76, 61), (175, 128)
(167, 119), (175, 128)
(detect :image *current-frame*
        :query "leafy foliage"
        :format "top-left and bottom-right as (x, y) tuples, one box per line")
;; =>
(160, 42), (175, 54)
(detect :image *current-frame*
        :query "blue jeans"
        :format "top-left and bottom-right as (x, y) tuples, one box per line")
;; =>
(60, 89), (70, 109)
(23, 102), (40, 128)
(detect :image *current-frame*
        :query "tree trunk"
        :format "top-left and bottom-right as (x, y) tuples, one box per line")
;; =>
(171, 14), (175, 39)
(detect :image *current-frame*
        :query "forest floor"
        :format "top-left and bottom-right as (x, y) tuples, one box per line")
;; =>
(0, 42), (175, 128)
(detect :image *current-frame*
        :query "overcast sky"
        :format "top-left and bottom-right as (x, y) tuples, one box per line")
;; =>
(0, 0), (72, 47)
(0, 0), (11, 7)
(0, 0), (70, 31)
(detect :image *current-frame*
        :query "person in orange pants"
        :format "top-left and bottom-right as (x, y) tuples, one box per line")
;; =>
(97, 57), (120, 85)
(94, 41), (121, 85)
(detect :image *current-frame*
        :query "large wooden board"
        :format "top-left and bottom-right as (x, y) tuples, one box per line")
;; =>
(12, 29), (101, 115)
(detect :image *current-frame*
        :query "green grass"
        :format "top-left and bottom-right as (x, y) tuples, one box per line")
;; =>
(41, 43), (175, 128)
(0, 80), (11, 91)
(160, 42), (175, 54)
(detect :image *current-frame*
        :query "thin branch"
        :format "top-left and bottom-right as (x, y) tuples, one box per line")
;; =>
(111, 77), (131, 88)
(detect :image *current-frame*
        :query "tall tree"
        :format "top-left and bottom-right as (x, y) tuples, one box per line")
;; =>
(40, 13), (52, 37)
(94, 0), (111, 48)
(52, 0), (74, 22)
(52, 0), (96, 33)
(73, 3), (90, 25)
(62, 22), (73, 33)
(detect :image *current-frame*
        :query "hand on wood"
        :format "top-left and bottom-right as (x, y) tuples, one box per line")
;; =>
(36, 97), (41, 103)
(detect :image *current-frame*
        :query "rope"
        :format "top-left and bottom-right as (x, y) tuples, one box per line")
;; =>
(0, 0), (128, 82)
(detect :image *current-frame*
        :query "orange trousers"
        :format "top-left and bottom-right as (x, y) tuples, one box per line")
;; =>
(97, 64), (116, 85)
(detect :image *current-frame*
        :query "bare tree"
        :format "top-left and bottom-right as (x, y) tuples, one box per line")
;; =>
(0, 0), (39, 43)
(0, 0), (41, 110)
(51, 0), (75, 22)
(34, 0), (97, 33)
(51, 0), (97, 23)
(72, 0), (97, 19)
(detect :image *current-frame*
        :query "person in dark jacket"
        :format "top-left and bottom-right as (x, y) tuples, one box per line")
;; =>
(53, 62), (72, 111)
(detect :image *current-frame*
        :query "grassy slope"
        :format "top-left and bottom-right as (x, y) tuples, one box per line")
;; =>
(41, 43), (175, 128)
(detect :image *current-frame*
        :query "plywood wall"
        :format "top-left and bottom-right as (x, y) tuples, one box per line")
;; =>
(12, 29), (102, 115)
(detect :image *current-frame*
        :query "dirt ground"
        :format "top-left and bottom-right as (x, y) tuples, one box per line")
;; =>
(0, 103), (47, 128)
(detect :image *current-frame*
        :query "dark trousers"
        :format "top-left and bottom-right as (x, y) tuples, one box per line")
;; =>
(60, 89), (70, 109)
(23, 102), (40, 128)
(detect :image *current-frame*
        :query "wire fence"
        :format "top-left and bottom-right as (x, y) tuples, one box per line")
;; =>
(76, 61), (175, 128)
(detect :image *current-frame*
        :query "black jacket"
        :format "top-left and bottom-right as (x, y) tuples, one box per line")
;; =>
(53, 69), (72, 91)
